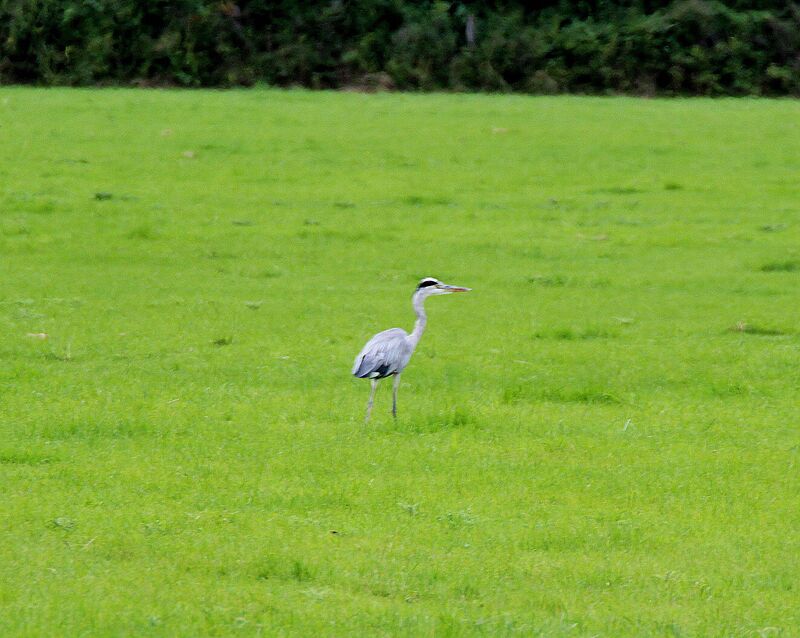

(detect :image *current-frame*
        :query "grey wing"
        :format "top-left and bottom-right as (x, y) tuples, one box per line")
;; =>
(352, 328), (411, 379)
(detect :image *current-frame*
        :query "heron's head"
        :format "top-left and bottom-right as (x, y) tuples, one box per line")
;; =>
(415, 277), (471, 297)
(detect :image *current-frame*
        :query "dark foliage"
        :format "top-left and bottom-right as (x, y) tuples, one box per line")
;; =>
(1, 0), (799, 94)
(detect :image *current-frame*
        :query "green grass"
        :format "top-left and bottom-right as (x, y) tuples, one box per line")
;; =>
(1, 88), (799, 637)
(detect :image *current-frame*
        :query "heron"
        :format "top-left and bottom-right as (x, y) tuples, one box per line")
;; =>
(352, 277), (471, 422)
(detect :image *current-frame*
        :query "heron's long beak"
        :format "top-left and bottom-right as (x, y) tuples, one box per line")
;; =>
(442, 284), (471, 292)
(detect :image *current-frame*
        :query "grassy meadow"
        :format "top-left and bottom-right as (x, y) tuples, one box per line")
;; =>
(1, 88), (799, 636)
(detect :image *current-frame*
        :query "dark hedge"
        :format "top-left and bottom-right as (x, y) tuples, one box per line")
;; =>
(1, 1), (799, 95)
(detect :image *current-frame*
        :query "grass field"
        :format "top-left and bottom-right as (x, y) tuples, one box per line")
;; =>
(1, 88), (799, 637)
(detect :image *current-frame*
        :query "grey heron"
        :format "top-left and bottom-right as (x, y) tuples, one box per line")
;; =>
(352, 277), (471, 422)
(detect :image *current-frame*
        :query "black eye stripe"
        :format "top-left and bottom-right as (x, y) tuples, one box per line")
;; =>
(417, 279), (438, 289)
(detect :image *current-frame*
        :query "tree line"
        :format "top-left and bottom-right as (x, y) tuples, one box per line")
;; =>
(1, 1), (798, 95)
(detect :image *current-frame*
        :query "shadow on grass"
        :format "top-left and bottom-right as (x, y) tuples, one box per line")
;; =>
(126, 224), (159, 240)
(708, 382), (752, 398)
(526, 275), (611, 289)
(759, 260), (800, 272)
(401, 195), (453, 206)
(502, 384), (623, 405)
(388, 407), (481, 434)
(728, 322), (788, 336)
(38, 418), (156, 441)
(0, 451), (56, 465)
(254, 556), (315, 583)
(591, 187), (645, 195)
(533, 326), (619, 340)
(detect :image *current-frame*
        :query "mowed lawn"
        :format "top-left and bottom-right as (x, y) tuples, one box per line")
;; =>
(1, 88), (799, 637)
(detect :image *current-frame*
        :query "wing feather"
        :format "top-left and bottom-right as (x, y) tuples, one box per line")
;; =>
(352, 328), (411, 378)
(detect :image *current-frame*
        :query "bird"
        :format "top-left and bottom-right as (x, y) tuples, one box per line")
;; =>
(352, 277), (471, 422)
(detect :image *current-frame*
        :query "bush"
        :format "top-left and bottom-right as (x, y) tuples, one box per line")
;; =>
(1, 0), (799, 95)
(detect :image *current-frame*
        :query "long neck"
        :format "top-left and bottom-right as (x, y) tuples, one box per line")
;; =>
(408, 291), (427, 347)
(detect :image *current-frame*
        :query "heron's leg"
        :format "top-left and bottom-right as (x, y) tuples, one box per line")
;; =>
(365, 379), (378, 424)
(392, 374), (401, 419)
